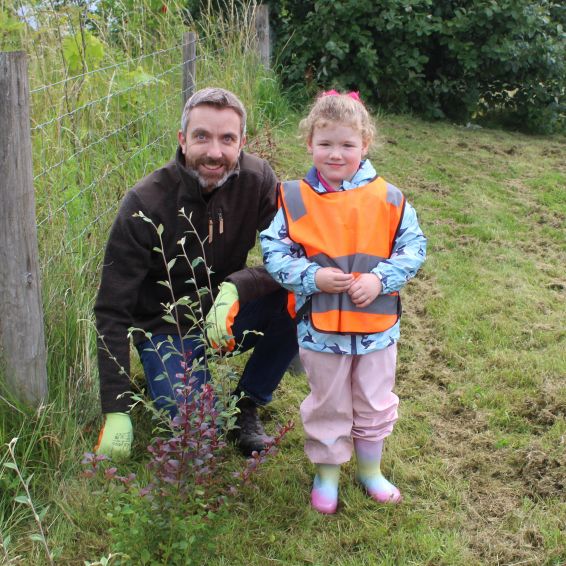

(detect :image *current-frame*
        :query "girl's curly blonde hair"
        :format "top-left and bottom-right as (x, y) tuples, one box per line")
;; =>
(299, 92), (376, 147)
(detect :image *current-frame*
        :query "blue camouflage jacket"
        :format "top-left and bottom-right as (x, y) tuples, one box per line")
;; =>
(259, 159), (427, 355)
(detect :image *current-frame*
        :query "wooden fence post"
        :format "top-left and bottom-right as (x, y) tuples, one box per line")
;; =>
(182, 31), (196, 106)
(0, 51), (48, 407)
(255, 4), (270, 69)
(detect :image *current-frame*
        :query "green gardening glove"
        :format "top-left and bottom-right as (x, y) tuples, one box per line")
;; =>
(205, 282), (239, 351)
(94, 412), (133, 461)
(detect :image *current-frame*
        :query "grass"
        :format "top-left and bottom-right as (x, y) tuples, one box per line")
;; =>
(209, 115), (565, 566)
(1, 2), (565, 565)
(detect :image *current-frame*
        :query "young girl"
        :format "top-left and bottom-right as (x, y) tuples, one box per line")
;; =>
(260, 91), (426, 514)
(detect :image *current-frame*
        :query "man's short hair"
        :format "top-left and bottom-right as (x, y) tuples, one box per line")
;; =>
(180, 87), (247, 138)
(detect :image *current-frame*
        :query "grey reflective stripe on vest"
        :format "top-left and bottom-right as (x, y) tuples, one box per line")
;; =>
(312, 291), (399, 315)
(386, 183), (403, 207)
(282, 180), (306, 222)
(309, 253), (396, 315)
(310, 253), (387, 274)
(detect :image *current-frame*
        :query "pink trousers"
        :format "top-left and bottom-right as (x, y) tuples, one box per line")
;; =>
(299, 344), (399, 465)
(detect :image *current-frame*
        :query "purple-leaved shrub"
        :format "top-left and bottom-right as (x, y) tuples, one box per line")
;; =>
(86, 221), (294, 562)
(82, 358), (293, 564)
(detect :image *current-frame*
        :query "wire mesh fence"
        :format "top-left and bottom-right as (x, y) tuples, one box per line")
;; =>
(32, 39), (193, 273)
(28, 24), (259, 275)
(1, 1), (271, 405)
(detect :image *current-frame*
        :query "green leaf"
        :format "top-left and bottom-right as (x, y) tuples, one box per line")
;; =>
(3, 462), (17, 470)
(29, 533), (44, 543)
(167, 258), (177, 270)
(0, 11), (24, 34)
(126, 66), (157, 85)
(157, 224), (164, 236)
(14, 495), (30, 505)
(62, 31), (105, 74)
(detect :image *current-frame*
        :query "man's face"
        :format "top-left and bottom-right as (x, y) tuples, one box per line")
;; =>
(178, 105), (245, 191)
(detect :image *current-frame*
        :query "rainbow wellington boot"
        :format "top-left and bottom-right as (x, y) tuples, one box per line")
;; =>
(311, 464), (340, 514)
(354, 438), (402, 504)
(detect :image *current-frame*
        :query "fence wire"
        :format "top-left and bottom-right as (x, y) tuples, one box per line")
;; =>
(29, 26), (233, 95)
(28, 24), (236, 95)
(30, 43), (190, 95)
(42, 132), (168, 267)
(20, 2), (263, 287)
(30, 40), (207, 275)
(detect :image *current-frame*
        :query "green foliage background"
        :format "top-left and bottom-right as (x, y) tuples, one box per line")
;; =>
(268, 0), (566, 134)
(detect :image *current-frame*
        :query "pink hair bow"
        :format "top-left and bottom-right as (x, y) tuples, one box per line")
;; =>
(321, 90), (362, 103)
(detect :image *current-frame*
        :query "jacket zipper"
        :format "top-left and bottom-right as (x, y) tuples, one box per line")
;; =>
(206, 204), (223, 261)
(208, 211), (214, 243)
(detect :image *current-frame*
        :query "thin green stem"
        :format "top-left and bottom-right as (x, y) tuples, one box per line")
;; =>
(6, 438), (53, 566)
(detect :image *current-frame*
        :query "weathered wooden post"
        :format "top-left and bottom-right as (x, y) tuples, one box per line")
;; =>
(182, 31), (196, 106)
(0, 51), (48, 406)
(255, 4), (270, 69)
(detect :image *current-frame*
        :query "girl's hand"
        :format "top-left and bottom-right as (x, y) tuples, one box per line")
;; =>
(315, 267), (354, 293)
(348, 273), (382, 308)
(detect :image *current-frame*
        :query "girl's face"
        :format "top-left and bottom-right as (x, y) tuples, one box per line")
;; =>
(308, 122), (368, 189)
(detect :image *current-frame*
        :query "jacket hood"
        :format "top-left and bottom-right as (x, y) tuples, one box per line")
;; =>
(304, 159), (377, 192)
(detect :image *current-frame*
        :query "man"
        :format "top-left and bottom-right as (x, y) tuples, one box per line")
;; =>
(94, 87), (298, 459)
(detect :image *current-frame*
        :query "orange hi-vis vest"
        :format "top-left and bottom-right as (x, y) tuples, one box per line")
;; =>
(279, 177), (406, 334)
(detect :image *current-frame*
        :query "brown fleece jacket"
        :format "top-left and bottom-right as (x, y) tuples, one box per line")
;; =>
(95, 147), (280, 413)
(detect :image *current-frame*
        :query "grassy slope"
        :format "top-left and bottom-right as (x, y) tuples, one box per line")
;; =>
(210, 115), (565, 566)
(1, 112), (564, 564)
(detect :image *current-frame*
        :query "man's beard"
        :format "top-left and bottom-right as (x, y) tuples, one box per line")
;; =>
(187, 154), (239, 192)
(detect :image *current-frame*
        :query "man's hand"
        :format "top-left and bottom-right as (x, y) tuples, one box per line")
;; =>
(95, 412), (133, 461)
(205, 282), (239, 350)
(348, 273), (382, 308)
(315, 267), (354, 293)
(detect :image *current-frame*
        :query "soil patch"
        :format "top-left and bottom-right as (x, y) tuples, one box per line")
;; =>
(518, 446), (566, 499)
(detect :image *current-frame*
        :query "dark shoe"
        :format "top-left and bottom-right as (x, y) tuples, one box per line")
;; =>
(229, 396), (273, 456)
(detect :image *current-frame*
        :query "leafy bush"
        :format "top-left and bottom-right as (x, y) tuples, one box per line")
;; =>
(80, 212), (294, 564)
(81, 376), (234, 566)
(83, 374), (292, 565)
(0, 8), (25, 50)
(62, 30), (105, 74)
(268, 0), (565, 133)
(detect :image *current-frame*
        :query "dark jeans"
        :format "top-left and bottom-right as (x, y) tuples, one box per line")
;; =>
(135, 289), (298, 416)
